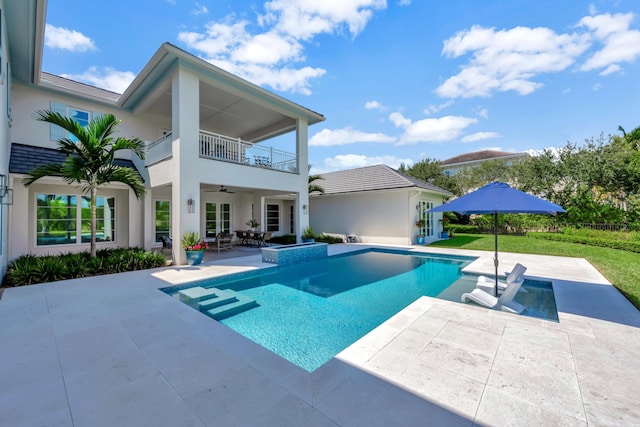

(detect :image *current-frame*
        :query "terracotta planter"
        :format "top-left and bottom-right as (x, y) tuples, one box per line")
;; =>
(185, 250), (204, 265)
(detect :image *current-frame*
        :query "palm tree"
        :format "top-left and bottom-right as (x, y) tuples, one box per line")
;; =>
(308, 164), (325, 194)
(25, 111), (146, 257)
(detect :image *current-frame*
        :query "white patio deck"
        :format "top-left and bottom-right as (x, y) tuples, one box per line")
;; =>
(1, 244), (639, 426)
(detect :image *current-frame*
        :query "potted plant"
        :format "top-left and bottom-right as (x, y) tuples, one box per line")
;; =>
(440, 216), (450, 239)
(181, 231), (208, 265)
(302, 226), (315, 243)
(415, 218), (426, 245)
(245, 219), (259, 231)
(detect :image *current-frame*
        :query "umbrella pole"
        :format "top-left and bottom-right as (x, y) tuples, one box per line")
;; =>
(494, 212), (499, 297)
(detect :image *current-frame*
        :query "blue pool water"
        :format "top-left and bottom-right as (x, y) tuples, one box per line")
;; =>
(164, 249), (558, 371)
(167, 249), (474, 371)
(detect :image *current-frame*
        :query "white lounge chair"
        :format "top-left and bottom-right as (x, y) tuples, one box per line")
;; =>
(461, 280), (525, 314)
(476, 263), (528, 294)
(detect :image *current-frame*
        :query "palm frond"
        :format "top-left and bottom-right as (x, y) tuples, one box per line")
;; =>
(102, 166), (146, 199)
(22, 163), (63, 186)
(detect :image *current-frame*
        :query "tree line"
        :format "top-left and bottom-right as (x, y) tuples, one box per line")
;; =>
(399, 126), (640, 225)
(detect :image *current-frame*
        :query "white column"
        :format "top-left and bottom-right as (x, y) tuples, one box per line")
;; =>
(143, 190), (153, 250)
(171, 67), (200, 265)
(296, 118), (309, 241)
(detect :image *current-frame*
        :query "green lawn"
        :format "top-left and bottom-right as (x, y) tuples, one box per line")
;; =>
(429, 233), (640, 310)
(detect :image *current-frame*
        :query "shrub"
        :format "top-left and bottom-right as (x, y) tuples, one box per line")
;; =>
(2, 247), (167, 287)
(267, 234), (297, 245)
(446, 224), (480, 234)
(527, 232), (640, 253)
(315, 234), (345, 244)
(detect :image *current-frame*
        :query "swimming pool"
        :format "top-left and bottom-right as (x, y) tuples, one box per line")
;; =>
(165, 249), (475, 371)
(164, 249), (558, 371)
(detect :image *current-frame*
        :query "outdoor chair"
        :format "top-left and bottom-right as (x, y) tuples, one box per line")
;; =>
(215, 232), (233, 253)
(461, 280), (525, 314)
(160, 236), (172, 253)
(235, 230), (249, 246)
(476, 263), (528, 294)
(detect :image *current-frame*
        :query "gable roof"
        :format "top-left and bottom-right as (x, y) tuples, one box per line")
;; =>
(440, 150), (526, 166)
(316, 164), (452, 196)
(9, 144), (144, 182)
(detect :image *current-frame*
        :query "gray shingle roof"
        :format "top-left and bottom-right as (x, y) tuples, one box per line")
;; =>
(9, 143), (144, 182)
(316, 164), (452, 196)
(39, 72), (121, 103)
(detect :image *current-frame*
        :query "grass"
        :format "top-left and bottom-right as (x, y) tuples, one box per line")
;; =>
(429, 233), (640, 310)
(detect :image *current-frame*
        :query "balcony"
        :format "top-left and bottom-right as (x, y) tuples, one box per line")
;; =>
(146, 130), (298, 173)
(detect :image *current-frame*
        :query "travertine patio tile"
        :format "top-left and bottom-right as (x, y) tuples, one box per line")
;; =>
(476, 385), (586, 427)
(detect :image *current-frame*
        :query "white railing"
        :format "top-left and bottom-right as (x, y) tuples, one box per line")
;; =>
(146, 130), (298, 173)
(199, 130), (298, 173)
(146, 132), (172, 166)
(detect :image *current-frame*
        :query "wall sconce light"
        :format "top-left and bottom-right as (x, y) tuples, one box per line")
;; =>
(187, 198), (195, 213)
(0, 174), (13, 205)
(303, 204), (308, 215)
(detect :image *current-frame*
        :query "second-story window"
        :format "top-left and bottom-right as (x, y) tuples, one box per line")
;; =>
(49, 101), (101, 142)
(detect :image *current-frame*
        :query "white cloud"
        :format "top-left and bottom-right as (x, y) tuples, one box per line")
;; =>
(588, 4), (598, 16)
(390, 112), (478, 144)
(599, 64), (621, 75)
(592, 83), (602, 91)
(264, 0), (387, 40)
(398, 0), (412, 5)
(579, 13), (640, 73)
(460, 132), (502, 143)
(365, 100), (386, 110)
(310, 127), (396, 146)
(61, 67), (135, 94)
(45, 24), (96, 52)
(192, 2), (209, 15)
(178, 1), (387, 94)
(424, 100), (453, 115)
(475, 107), (489, 119)
(436, 25), (590, 98)
(319, 154), (414, 172)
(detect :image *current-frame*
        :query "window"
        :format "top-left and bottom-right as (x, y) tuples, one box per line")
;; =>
(37, 195), (77, 246)
(205, 202), (231, 237)
(205, 203), (217, 237)
(68, 108), (90, 142)
(417, 200), (434, 237)
(36, 194), (115, 246)
(155, 200), (170, 243)
(81, 196), (115, 243)
(289, 205), (294, 234)
(49, 102), (101, 141)
(265, 204), (279, 232)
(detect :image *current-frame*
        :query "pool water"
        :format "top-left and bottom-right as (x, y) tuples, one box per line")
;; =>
(165, 249), (558, 372)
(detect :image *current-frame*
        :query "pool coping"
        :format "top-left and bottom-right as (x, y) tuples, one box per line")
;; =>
(1, 243), (639, 426)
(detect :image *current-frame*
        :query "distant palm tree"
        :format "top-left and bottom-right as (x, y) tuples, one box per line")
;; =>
(308, 164), (324, 194)
(25, 111), (146, 257)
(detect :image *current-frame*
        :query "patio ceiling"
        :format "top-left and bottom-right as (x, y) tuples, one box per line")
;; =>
(120, 43), (324, 143)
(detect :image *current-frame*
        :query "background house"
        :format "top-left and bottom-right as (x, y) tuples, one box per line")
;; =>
(309, 165), (451, 245)
(441, 150), (530, 177)
(1, 0), (324, 272)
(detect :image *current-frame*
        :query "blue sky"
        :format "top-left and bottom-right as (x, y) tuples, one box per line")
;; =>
(42, 0), (640, 173)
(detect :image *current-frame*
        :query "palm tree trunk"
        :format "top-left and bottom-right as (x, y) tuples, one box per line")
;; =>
(91, 184), (97, 258)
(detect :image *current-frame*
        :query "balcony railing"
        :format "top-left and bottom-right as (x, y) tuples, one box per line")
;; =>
(145, 130), (298, 173)
(199, 130), (298, 173)
(146, 132), (173, 166)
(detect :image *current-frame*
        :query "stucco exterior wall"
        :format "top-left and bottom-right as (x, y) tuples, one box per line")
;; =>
(309, 189), (446, 245)
(0, 0), (10, 276)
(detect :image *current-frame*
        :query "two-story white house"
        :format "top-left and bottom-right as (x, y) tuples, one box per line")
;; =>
(0, 0), (324, 273)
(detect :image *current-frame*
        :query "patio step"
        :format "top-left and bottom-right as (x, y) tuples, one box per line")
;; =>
(206, 294), (258, 320)
(197, 290), (238, 310)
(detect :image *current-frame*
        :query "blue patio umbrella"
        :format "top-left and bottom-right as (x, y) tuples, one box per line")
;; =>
(429, 182), (565, 296)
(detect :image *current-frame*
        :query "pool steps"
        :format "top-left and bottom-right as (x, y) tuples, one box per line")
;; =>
(178, 286), (258, 320)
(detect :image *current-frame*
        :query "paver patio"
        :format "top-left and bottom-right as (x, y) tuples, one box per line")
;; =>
(1, 244), (639, 426)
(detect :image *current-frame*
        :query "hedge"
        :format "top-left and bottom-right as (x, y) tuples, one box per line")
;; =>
(527, 232), (640, 254)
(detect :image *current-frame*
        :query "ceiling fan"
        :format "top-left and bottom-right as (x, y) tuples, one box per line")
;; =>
(206, 185), (235, 193)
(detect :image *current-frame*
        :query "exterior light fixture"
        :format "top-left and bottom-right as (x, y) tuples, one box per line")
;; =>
(0, 174), (13, 205)
(187, 198), (195, 213)
(303, 204), (308, 215)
